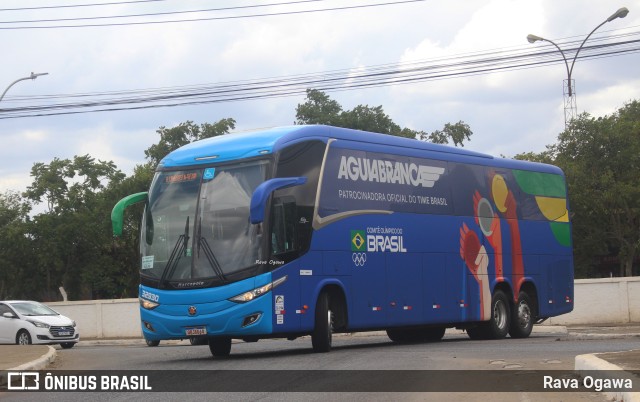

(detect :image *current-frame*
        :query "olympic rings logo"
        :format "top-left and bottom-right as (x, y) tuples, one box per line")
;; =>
(352, 252), (367, 267)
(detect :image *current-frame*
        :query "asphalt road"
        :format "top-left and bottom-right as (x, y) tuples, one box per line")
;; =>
(2, 332), (638, 401)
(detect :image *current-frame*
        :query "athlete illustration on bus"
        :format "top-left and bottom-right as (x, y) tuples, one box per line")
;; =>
(112, 125), (574, 357)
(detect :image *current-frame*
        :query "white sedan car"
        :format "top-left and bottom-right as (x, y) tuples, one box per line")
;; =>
(0, 300), (79, 348)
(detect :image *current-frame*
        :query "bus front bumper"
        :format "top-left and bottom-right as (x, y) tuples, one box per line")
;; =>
(140, 294), (273, 341)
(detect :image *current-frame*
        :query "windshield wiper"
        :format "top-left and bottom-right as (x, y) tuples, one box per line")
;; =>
(196, 217), (227, 283)
(159, 217), (190, 288)
(199, 237), (227, 283)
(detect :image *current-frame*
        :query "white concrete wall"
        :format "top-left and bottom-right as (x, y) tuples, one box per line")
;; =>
(45, 277), (640, 339)
(48, 298), (141, 339)
(546, 277), (640, 325)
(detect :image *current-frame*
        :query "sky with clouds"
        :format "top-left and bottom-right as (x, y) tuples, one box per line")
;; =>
(1, 0), (639, 197)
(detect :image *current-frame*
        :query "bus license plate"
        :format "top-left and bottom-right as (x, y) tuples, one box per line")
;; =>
(185, 327), (207, 336)
(58, 331), (71, 336)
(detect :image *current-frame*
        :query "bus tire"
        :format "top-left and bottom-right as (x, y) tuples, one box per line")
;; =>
(145, 339), (160, 347)
(466, 290), (511, 340)
(209, 337), (232, 357)
(387, 329), (411, 343)
(311, 292), (333, 353)
(486, 290), (511, 339)
(509, 291), (534, 339)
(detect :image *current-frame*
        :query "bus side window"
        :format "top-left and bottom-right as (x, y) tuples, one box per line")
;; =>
(271, 197), (297, 256)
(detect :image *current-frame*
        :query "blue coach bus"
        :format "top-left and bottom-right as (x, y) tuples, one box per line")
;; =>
(112, 125), (573, 357)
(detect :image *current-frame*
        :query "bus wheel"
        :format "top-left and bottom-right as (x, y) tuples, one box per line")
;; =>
(466, 290), (511, 340)
(209, 337), (232, 358)
(387, 329), (411, 343)
(509, 291), (534, 339)
(487, 290), (511, 339)
(311, 292), (333, 353)
(145, 339), (160, 347)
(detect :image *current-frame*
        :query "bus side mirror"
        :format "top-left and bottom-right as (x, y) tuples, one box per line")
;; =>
(250, 177), (307, 224)
(111, 192), (148, 237)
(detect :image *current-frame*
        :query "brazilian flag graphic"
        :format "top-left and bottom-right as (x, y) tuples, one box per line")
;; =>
(351, 230), (366, 252)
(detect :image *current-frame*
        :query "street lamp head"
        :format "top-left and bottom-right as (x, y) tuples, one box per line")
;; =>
(607, 7), (629, 22)
(527, 34), (544, 43)
(29, 72), (49, 80)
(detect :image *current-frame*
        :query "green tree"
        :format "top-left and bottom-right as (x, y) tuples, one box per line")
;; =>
(552, 102), (640, 277)
(295, 89), (472, 146)
(145, 118), (236, 166)
(517, 101), (640, 277)
(0, 191), (33, 299)
(22, 155), (127, 300)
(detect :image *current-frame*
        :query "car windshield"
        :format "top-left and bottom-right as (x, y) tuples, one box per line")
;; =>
(10, 302), (58, 316)
(140, 160), (270, 288)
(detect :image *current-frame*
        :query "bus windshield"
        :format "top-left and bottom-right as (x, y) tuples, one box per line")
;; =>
(140, 160), (270, 288)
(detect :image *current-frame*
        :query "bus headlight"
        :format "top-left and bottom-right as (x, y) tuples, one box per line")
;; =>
(139, 297), (159, 310)
(229, 276), (287, 303)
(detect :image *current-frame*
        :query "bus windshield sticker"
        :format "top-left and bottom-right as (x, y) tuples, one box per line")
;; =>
(203, 168), (216, 181)
(141, 255), (154, 270)
(165, 172), (198, 184)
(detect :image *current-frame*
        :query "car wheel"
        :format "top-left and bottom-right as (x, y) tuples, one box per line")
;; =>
(16, 330), (32, 345)
(208, 337), (231, 357)
(509, 291), (534, 338)
(60, 342), (75, 349)
(145, 339), (160, 347)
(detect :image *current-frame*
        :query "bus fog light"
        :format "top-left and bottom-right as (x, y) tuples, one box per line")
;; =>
(143, 321), (156, 332)
(242, 313), (262, 327)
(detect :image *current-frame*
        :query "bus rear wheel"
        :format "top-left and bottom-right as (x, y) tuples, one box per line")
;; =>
(311, 292), (333, 353)
(509, 291), (534, 338)
(466, 290), (511, 340)
(209, 337), (232, 357)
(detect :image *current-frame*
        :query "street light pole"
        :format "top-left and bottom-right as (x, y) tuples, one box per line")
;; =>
(0, 72), (49, 103)
(527, 7), (629, 127)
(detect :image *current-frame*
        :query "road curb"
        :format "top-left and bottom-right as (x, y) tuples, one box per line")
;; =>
(9, 346), (57, 371)
(575, 353), (640, 402)
(569, 333), (640, 340)
(0, 346), (56, 389)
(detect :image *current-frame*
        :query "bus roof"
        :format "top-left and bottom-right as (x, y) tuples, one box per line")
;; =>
(159, 125), (562, 175)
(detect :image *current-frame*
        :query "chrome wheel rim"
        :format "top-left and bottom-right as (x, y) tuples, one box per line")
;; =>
(494, 300), (508, 330)
(517, 301), (531, 328)
(18, 333), (29, 345)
